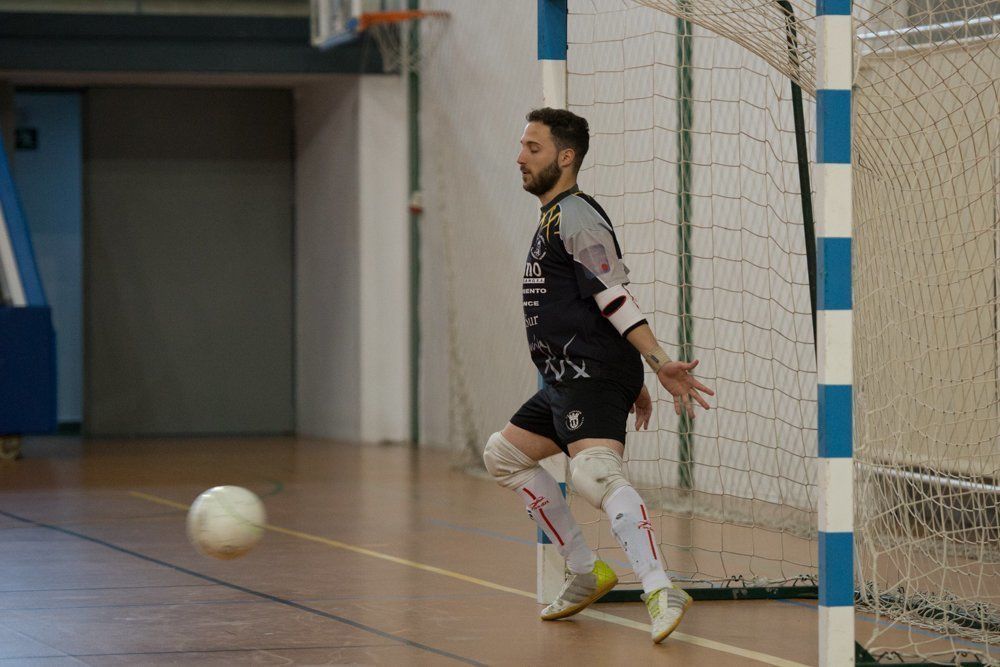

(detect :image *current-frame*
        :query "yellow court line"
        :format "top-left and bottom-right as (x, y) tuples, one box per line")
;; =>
(130, 490), (810, 667)
(130, 491), (532, 598)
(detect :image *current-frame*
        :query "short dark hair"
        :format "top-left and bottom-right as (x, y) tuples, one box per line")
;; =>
(526, 107), (589, 172)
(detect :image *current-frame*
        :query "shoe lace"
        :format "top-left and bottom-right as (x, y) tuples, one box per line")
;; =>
(556, 571), (580, 597)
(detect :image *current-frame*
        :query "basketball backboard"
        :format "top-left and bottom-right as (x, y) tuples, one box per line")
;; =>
(310, 0), (404, 50)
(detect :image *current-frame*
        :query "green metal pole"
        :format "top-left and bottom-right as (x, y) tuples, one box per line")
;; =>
(676, 10), (694, 491)
(407, 1), (421, 445)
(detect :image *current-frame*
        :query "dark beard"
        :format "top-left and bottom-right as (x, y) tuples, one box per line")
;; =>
(522, 158), (562, 196)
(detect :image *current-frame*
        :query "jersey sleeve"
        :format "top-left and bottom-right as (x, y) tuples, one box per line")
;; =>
(559, 198), (630, 297)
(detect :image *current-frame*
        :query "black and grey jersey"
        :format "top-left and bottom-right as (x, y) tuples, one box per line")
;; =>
(523, 186), (644, 385)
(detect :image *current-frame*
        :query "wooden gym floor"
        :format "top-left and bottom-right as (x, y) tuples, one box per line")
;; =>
(0, 437), (992, 665)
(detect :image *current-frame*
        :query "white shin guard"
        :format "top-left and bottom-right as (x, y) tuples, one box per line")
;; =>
(483, 432), (595, 574)
(605, 485), (671, 594)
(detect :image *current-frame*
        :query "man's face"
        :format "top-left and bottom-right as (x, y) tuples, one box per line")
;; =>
(518, 122), (566, 197)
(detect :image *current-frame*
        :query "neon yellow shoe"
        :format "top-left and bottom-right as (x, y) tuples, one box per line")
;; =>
(643, 584), (692, 643)
(540, 560), (618, 621)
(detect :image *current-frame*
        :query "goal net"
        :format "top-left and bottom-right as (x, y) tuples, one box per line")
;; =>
(567, 0), (999, 662)
(852, 1), (1000, 660)
(567, 0), (819, 593)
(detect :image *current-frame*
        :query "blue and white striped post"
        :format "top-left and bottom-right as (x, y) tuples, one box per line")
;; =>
(816, 0), (855, 663)
(538, 0), (567, 110)
(536, 0), (568, 604)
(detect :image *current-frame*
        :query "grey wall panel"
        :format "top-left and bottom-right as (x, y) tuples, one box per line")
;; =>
(85, 87), (293, 436)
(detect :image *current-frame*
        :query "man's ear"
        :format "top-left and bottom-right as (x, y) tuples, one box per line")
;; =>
(560, 148), (576, 169)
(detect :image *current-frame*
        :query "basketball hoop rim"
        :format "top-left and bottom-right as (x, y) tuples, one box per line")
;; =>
(357, 9), (450, 32)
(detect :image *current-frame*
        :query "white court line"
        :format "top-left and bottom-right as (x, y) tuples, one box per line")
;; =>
(131, 491), (810, 667)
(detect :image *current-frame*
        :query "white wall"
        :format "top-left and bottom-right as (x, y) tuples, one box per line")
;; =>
(295, 78), (361, 440)
(295, 75), (410, 443)
(358, 75), (410, 443)
(419, 0), (542, 452)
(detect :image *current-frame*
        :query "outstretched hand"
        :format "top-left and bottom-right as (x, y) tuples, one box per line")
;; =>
(656, 359), (714, 419)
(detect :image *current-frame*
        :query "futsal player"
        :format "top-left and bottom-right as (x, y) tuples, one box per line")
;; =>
(483, 108), (714, 643)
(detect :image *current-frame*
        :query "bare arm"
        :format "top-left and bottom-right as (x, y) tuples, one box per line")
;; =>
(625, 323), (714, 419)
(624, 322), (670, 370)
(569, 219), (714, 419)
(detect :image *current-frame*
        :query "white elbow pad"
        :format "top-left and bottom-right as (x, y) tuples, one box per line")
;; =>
(593, 284), (646, 336)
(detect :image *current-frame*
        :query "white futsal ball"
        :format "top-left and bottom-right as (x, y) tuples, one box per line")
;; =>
(187, 486), (266, 560)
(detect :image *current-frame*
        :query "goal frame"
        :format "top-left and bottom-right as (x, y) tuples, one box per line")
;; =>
(534, 0), (855, 662)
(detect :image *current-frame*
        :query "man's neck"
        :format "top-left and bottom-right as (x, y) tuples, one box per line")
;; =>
(537, 176), (578, 208)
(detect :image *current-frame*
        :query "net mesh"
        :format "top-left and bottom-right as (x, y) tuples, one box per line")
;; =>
(567, 0), (818, 590)
(852, 1), (1000, 660)
(568, 0), (1000, 662)
(420, 0), (999, 659)
(362, 10), (449, 73)
(419, 0), (541, 468)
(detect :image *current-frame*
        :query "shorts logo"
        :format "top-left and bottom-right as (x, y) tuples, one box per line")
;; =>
(638, 520), (654, 531)
(565, 410), (584, 431)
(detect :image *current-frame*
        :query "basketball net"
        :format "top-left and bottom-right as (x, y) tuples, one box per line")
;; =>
(358, 10), (450, 73)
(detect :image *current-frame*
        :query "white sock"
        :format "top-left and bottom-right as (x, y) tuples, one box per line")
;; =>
(516, 467), (596, 575)
(604, 485), (671, 594)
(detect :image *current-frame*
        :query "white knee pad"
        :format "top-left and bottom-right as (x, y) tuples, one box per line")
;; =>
(569, 447), (630, 509)
(482, 432), (540, 490)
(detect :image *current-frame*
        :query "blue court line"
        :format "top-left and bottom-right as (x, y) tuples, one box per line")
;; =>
(56, 643), (395, 658)
(775, 598), (994, 654)
(0, 623), (77, 664)
(4, 590), (502, 613)
(0, 584), (213, 594)
(377, 514), (992, 656)
(3, 510), (187, 528)
(0, 509), (484, 667)
(425, 517), (634, 570)
(0, 645), (396, 663)
(0, 658), (77, 664)
(437, 509), (995, 656)
(425, 518), (536, 546)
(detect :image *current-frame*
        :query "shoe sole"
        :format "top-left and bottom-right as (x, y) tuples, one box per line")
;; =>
(652, 595), (692, 643)
(540, 573), (618, 621)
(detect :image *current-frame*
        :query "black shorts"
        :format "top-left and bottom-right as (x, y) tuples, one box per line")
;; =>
(509, 377), (643, 454)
